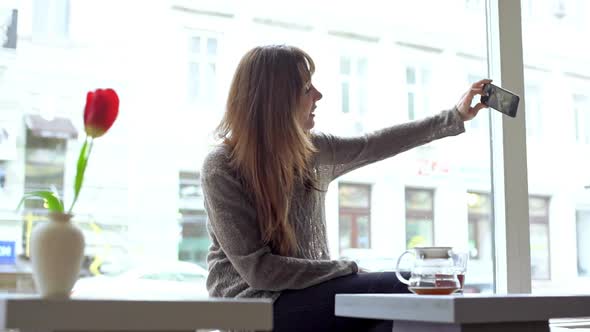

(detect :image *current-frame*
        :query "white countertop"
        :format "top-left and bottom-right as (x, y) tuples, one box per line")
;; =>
(335, 293), (590, 324)
(0, 293), (273, 331)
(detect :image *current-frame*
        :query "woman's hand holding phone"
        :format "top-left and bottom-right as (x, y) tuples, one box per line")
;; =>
(456, 79), (493, 121)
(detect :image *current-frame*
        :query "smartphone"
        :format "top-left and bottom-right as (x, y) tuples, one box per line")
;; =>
(480, 83), (520, 118)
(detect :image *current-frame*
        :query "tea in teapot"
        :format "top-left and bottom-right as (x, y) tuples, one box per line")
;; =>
(395, 246), (461, 295)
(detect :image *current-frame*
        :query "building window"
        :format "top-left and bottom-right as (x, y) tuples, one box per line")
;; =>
(178, 209), (208, 267)
(525, 85), (543, 138)
(32, 0), (70, 41)
(577, 210), (590, 277)
(405, 65), (431, 120)
(1, 9), (17, 49)
(405, 187), (434, 248)
(0, 161), (6, 189)
(573, 94), (590, 145)
(465, 0), (484, 10)
(23, 131), (67, 210)
(188, 34), (218, 104)
(339, 55), (368, 116)
(467, 192), (492, 260)
(178, 171), (208, 267)
(179, 171), (202, 201)
(338, 183), (371, 253)
(529, 196), (551, 280)
(552, 0), (568, 19)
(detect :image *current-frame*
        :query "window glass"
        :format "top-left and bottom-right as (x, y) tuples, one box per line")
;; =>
(522, 0), (590, 293)
(207, 38), (217, 56)
(405, 188), (434, 248)
(0, 161), (6, 189)
(341, 82), (350, 114)
(573, 94), (590, 144)
(189, 36), (201, 54)
(339, 55), (368, 120)
(339, 183), (371, 254)
(340, 56), (351, 75)
(188, 34), (218, 104)
(467, 192), (492, 262)
(577, 210), (590, 277)
(524, 84), (542, 137)
(0, 1), (493, 295)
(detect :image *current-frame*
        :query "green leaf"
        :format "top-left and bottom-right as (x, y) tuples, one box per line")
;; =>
(17, 191), (64, 213)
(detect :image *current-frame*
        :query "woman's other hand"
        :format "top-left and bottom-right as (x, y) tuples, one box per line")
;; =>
(456, 79), (492, 121)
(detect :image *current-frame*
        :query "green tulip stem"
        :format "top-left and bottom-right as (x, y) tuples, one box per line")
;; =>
(68, 136), (94, 214)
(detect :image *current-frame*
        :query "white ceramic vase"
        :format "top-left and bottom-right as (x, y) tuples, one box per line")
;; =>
(30, 212), (85, 298)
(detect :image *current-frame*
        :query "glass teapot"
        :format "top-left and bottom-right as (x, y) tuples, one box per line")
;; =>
(395, 247), (461, 295)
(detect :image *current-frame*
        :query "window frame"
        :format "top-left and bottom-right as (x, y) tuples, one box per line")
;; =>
(487, 0), (532, 294)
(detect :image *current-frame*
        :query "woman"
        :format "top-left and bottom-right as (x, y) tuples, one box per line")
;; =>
(201, 45), (490, 331)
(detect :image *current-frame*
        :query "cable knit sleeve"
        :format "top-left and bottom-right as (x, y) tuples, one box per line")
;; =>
(201, 152), (358, 292)
(313, 108), (465, 180)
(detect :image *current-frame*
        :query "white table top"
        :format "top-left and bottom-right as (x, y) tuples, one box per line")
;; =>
(0, 293), (273, 331)
(335, 293), (590, 324)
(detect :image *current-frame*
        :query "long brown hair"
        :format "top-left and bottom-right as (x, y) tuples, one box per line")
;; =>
(216, 45), (317, 256)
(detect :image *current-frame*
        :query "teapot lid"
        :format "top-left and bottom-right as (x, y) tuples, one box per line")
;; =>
(413, 246), (452, 259)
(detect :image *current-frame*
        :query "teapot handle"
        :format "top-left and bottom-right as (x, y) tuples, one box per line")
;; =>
(395, 250), (414, 285)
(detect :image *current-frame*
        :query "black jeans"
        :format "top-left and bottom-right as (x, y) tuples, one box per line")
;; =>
(273, 272), (410, 332)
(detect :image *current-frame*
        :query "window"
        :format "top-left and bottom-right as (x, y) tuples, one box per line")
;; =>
(577, 210), (590, 277)
(0, 161), (5, 189)
(465, 0), (484, 10)
(573, 94), (590, 144)
(178, 209), (208, 267)
(338, 183), (371, 253)
(188, 34), (218, 104)
(525, 84), (543, 138)
(23, 132), (67, 209)
(405, 188), (434, 248)
(467, 192), (492, 260)
(179, 171), (202, 203)
(178, 171), (207, 267)
(529, 196), (551, 280)
(523, 1), (590, 291)
(32, 0), (69, 41)
(466, 191), (494, 293)
(1, 1), (507, 296)
(1, 8), (17, 49)
(339, 55), (368, 116)
(405, 65), (431, 120)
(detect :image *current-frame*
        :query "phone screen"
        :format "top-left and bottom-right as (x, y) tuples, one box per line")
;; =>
(481, 83), (520, 118)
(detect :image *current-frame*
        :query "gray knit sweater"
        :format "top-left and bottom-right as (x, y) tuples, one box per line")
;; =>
(201, 108), (465, 301)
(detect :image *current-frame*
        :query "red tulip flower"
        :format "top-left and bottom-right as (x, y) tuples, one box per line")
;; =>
(84, 89), (119, 138)
(18, 88), (120, 215)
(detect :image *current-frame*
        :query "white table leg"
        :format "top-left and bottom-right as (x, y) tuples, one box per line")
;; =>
(393, 320), (550, 332)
